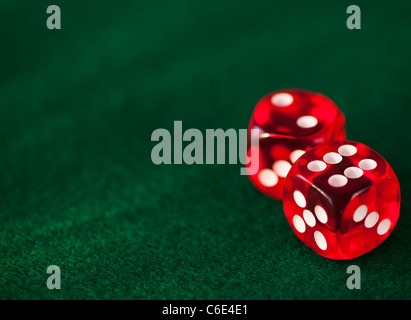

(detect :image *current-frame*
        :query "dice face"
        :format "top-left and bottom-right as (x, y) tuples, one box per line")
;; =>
(283, 140), (401, 260)
(247, 89), (346, 200)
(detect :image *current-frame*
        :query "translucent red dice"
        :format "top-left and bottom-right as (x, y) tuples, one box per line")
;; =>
(283, 140), (400, 260)
(247, 89), (346, 200)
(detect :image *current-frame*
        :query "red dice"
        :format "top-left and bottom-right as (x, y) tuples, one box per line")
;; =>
(247, 89), (346, 200)
(283, 140), (400, 260)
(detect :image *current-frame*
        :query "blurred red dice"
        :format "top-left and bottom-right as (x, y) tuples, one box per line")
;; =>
(283, 140), (400, 260)
(247, 89), (346, 200)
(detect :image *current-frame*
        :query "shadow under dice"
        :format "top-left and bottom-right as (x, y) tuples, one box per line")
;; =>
(247, 89), (346, 200)
(283, 140), (400, 260)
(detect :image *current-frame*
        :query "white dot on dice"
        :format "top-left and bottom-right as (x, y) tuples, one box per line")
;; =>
(307, 160), (327, 172)
(294, 190), (306, 208)
(303, 209), (316, 227)
(377, 219), (391, 235)
(258, 169), (278, 187)
(353, 205), (368, 222)
(364, 211), (379, 228)
(314, 205), (328, 224)
(323, 152), (342, 164)
(272, 160), (292, 178)
(328, 174), (348, 187)
(314, 231), (327, 250)
(296, 116), (318, 129)
(290, 149), (305, 163)
(344, 167), (363, 179)
(338, 145), (357, 157)
(271, 93), (294, 107)
(358, 159), (377, 170)
(293, 215), (306, 233)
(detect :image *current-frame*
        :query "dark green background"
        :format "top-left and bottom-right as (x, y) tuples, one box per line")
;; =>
(1, 1), (410, 299)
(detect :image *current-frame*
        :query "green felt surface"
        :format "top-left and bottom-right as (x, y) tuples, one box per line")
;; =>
(1, 1), (410, 299)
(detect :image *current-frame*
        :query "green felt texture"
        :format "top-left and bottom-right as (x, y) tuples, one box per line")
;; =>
(0, 0), (410, 299)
